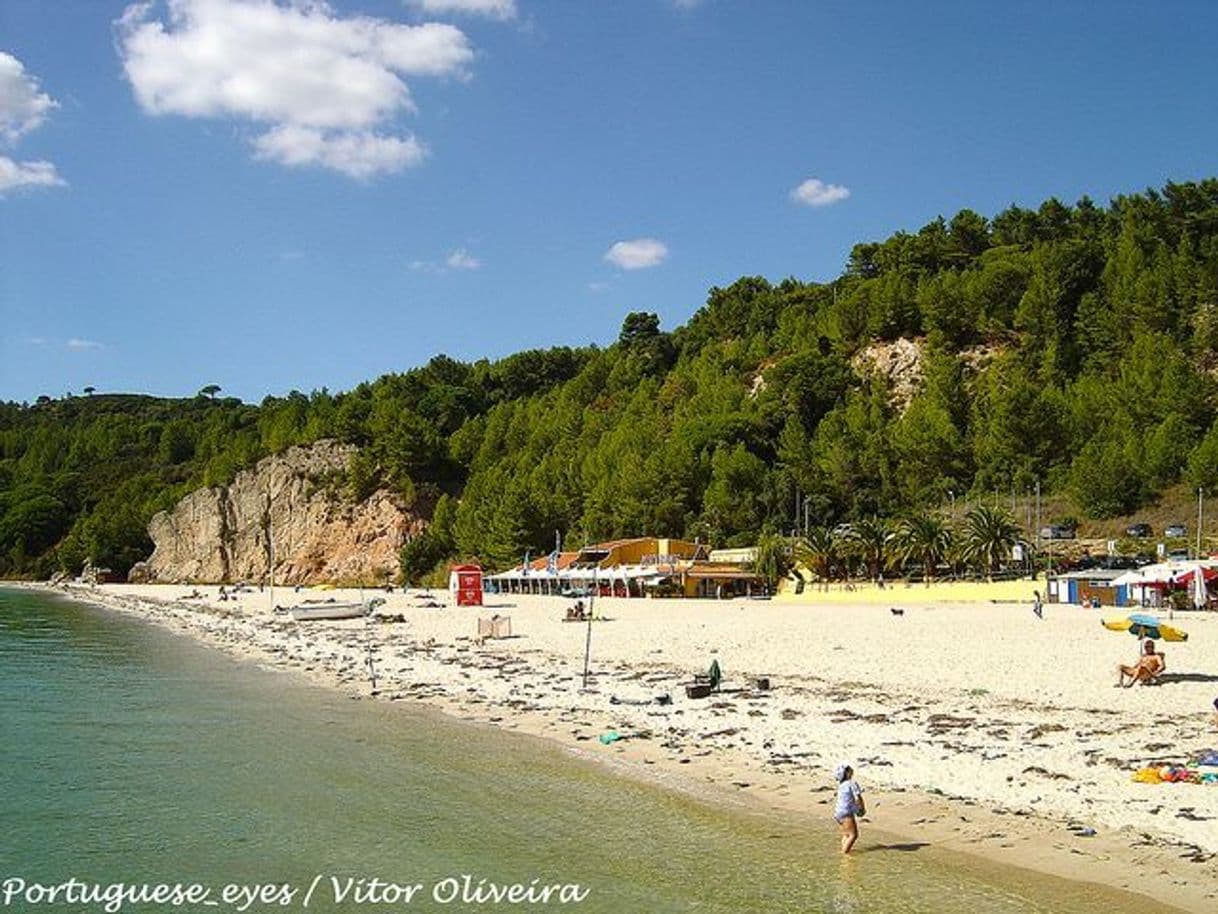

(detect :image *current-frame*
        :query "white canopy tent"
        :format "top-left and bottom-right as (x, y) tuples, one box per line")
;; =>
(1111, 561), (1218, 608)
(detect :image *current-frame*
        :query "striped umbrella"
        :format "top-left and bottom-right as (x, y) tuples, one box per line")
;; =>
(1101, 613), (1188, 642)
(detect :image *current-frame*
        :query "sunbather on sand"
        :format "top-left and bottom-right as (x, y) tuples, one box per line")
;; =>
(1116, 638), (1164, 687)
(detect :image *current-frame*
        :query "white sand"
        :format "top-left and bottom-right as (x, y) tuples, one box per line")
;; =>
(35, 582), (1218, 912)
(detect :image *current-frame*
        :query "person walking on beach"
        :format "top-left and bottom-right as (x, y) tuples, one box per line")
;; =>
(834, 764), (866, 854)
(1032, 589), (1043, 619)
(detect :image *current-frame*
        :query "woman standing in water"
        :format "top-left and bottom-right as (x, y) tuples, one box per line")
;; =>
(834, 763), (866, 854)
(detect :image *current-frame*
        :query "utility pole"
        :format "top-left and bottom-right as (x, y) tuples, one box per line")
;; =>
(1034, 480), (1042, 578)
(1198, 487), (1205, 560)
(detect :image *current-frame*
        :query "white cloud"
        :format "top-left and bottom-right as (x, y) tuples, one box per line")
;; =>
(0, 52), (57, 143)
(116, 0), (475, 178)
(0, 156), (64, 192)
(445, 248), (480, 270)
(790, 177), (850, 208)
(0, 52), (65, 194)
(411, 247), (481, 272)
(604, 237), (668, 270)
(66, 338), (104, 350)
(253, 124), (425, 178)
(408, 0), (517, 19)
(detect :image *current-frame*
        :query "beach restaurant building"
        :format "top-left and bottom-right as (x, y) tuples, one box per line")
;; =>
(1048, 560), (1218, 607)
(485, 537), (762, 599)
(1109, 560), (1218, 608)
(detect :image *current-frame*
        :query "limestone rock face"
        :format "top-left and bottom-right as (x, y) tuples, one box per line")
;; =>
(852, 337), (925, 414)
(146, 441), (423, 585)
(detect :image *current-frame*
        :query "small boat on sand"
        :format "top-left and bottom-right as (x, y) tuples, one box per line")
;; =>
(280, 597), (385, 621)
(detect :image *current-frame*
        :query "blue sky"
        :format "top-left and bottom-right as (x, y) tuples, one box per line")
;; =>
(2, 0), (1217, 404)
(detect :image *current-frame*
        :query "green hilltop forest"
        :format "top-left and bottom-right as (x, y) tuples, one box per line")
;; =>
(3, 179), (1218, 581)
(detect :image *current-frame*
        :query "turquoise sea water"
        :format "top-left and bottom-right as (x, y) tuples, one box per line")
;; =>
(0, 588), (1164, 914)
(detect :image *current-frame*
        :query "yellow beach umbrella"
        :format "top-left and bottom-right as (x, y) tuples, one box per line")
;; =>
(1101, 613), (1188, 642)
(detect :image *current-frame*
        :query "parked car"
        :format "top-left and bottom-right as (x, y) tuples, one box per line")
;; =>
(1039, 524), (1076, 540)
(1164, 523), (1188, 538)
(1125, 522), (1152, 538)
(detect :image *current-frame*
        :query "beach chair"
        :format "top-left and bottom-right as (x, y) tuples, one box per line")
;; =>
(477, 615), (512, 640)
(1118, 654), (1166, 687)
(1143, 655), (1165, 685)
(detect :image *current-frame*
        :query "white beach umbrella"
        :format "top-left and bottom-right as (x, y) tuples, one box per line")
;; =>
(1194, 567), (1209, 609)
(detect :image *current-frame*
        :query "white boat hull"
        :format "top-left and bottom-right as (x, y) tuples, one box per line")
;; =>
(288, 602), (368, 621)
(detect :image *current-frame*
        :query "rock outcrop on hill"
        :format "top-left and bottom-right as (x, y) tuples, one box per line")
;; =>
(145, 441), (423, 585)
(852, 337), (1005, 415)
(852, 337), (925, 414)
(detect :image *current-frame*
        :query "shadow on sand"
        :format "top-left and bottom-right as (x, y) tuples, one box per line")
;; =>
(1156, 672), (1218, 684)
(865, 842), (931, 853)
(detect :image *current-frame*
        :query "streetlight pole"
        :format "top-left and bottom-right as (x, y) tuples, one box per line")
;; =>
(1198, 487), (1205, 560)
(1034, 480), (1042, 578)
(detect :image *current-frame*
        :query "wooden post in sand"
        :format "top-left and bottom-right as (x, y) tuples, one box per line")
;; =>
(582, 566), (596, 689)
(363, 588), (378, 692)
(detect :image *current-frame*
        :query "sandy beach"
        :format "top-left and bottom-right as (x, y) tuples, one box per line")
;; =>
(28, 582), (1218, 913)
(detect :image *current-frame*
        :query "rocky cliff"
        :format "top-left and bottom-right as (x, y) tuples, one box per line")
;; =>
(144, 441), (424, 585)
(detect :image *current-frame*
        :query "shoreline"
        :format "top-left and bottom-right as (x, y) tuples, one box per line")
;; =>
(14, 582), (1218, 913)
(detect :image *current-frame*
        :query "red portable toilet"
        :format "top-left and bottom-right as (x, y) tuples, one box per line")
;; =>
(449, 564), (483, 607)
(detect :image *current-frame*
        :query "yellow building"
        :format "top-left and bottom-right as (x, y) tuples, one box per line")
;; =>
(572, 537), (705, 568)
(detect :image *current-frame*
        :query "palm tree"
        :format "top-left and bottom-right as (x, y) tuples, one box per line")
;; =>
(845, 516), (891, 582)
(749, 533), (791, 595)
(892, 513), (953, 585)
(794, 526), (837, 592)
(960, 504), (1020, 580)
